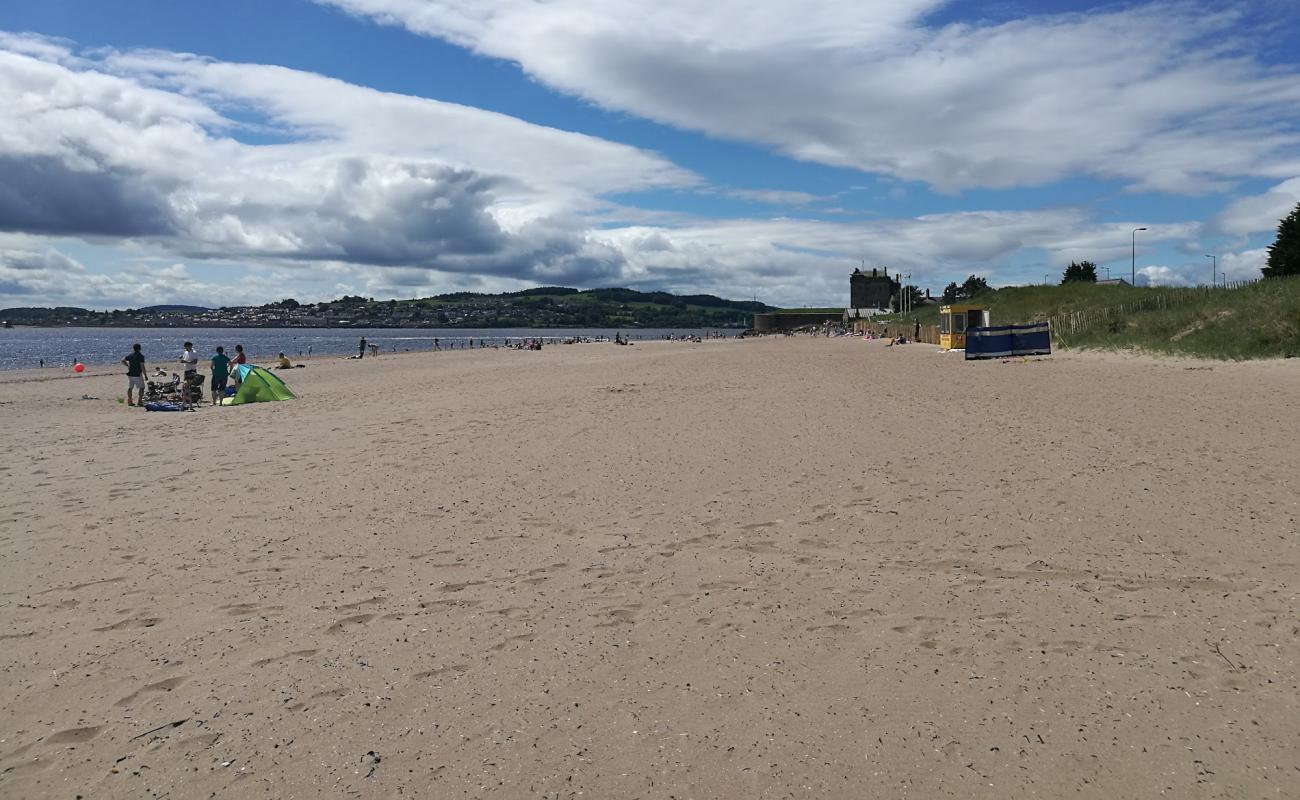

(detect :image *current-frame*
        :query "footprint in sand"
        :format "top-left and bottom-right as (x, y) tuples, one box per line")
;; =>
(806, 623), (853, 634)
(116, 676), (188, 706)
(45, 726), (103, 745)
(413, 664), (469, 680)
(490, 632), (536, 650)
(336, 596), (388, 612)
(595, 607), (639, 627)
(441, 580), (487, 593)
(93, 614), (161, 632)
(326, 613), (374, 633)
(251, 649), (319, 667)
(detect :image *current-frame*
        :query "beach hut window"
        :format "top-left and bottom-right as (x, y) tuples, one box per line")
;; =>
(953, 313), (966, 332)
(939, 315), (950, 333)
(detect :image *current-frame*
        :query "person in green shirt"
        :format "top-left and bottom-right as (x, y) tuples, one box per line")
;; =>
(210, 346), (232, 406)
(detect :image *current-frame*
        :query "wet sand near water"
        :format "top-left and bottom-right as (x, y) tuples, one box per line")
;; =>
(1, 338), (1298, 798)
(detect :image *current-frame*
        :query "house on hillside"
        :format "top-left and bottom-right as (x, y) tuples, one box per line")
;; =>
(1097, 278), (1131, 287)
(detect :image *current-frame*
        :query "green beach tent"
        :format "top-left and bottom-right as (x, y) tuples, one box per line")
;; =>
(224, 364), (296, 405)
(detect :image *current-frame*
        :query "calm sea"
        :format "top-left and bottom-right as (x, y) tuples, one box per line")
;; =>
(0, 326), (736, 371)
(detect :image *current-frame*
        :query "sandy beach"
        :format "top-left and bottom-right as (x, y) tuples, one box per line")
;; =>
(1, 337), (1297, 798)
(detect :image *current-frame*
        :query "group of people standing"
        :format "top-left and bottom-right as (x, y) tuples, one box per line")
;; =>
(121, 341), (246, 407)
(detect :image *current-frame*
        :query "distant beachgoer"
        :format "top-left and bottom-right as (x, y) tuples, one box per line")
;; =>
(210, 346), (231, 406)
(179, 341), (198, 375)
(39, 358), (44, 368)
(122, 344), (146, 407)
(277, 352), (292, 369)
(368, 343), (380, 357)
(914, 320), (921, 340)
(434, 337), (440, 351)
(358, 337), (367, 359)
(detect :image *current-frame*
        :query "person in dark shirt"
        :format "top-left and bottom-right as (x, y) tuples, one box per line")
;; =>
(122, 343), (146, 407)
(210, 346), (232, 406)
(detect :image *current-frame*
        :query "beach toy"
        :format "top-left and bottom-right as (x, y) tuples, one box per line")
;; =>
(74, 362), (85, 373)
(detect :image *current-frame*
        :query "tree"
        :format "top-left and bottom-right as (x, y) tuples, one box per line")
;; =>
(942, 282), (960, 303)
(1061, 260), (1098, 283)
(960, 275), (990, 298)
(1263, 201), (1300, 277)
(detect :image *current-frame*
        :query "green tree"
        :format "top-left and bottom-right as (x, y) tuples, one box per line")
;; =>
(942, 282), (960, 303)
(960, 275), (990, 298)
(1263, 201), (1300, 277)
(1061, 260), (1098, 283)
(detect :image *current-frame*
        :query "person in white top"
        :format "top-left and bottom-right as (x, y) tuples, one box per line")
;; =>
(179, 341), (199, 375)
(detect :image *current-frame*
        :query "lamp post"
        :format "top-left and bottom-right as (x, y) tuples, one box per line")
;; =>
(1205, 254), (1216, 287)
(1131, 227), (1147, 286)
(1043, 273), (1050, 285)
(1220, 271), (1227, 288)
(1103, 266), (1111, 280)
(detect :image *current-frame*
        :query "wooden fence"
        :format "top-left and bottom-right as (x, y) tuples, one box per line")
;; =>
(872, 322), (941, 345)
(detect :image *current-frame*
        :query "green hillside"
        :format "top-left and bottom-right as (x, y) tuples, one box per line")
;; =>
(884, 278), (1300, 359)
(1060, 277), (1300, 359)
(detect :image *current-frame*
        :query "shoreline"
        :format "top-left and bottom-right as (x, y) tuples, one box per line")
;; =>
(0, 336), (732, 387)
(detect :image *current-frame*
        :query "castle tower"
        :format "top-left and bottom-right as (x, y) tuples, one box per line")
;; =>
(849, 268), (868, 309)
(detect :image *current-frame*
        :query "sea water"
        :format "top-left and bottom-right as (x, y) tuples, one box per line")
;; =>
(0, 326), (736, 371)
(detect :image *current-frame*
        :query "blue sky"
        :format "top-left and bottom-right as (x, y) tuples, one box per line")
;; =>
(1, 0), (1299, 309)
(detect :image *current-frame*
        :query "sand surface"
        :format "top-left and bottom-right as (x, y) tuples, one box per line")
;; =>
(1, 338), (1297, 798)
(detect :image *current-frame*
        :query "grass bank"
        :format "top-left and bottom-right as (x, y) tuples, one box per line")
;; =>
(880, 278), (1300, 359)
(1062, 277), (1300, 359)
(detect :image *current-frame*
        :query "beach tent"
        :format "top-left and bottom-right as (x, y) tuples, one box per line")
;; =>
(223, 364), (295, 405)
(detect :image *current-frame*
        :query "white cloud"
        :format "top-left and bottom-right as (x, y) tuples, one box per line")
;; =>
(0, 22), (1278, 309)
(0, 40), (695, 287)
(1132, 243), (1265, 287)
(722, 189), (819, 206)
(1136, 265), (1183, 287)
(1215, 178), (1300, 236)
(317, 0), (1300, 193)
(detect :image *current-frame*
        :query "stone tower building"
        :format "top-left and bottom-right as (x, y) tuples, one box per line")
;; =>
(850, 267), (894, 310)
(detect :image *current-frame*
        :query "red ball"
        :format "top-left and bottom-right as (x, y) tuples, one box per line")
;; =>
(73, 363), (85, 373)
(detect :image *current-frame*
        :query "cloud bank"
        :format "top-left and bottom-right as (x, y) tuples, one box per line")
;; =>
(317, 0), (1300, 193)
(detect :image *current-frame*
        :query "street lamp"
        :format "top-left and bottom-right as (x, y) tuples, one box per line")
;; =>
(1131, 227), (1147, 286)
(1103, 266), (1111, 280)
(1043, 273), (1050, 285)
(1220, 271), (1227, 288)
(1205, 254), (1216, 287)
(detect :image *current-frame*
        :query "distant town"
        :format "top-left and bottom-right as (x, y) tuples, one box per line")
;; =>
(1, 287), (775, 330)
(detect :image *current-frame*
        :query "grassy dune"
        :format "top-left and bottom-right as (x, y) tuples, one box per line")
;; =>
(1062, 277), (1300, 359)
(885, 277), (1300, 359)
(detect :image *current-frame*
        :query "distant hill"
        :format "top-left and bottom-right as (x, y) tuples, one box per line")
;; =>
(4, 287), (775, 329)
(139, 304), (210, 313)
(2, 306), (94, 321)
